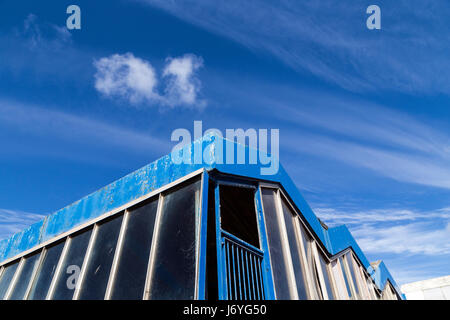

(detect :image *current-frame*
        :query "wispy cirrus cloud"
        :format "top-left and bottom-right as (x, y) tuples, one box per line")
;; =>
(140, 0), (450, 94)
(242, 86), (450, 190)
(272, 97), (450, 159)
(286, 133), (450, 189)
(0, 209), (45, 241)
(315, 204), (450, 285)
(94, 53), (205, 108)
(0, 13), (91, 83)
(316, 207), (450, 226)
(315, 204), (450, 256)
(0, 98), (168, 164)
(351, 221), (450, 256)
(19, 13), (72, 50)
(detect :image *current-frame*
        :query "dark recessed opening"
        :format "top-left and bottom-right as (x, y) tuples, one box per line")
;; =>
(219, 184), (260, 248)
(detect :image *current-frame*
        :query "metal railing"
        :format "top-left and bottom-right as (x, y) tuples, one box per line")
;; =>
(221, 230), (265, 300)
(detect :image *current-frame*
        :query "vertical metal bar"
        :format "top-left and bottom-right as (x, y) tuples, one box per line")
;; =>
(244, 252), (249, 300)
(222, 236), (228, 300)
(245, 251), (252, 300)
(73, 224), (99, 300)
(337, 257), (351, 300)
(240, 248), (247, 300)
(259, 258), (266, 299)
(196, 170), (209, 300)
(252, 255), (260, 300)
(231, 245), (237, 300)
(224, 241), (229, 300)
(261, 257), (266, 299)
(254, 186), (275, 299)
(342, 254), (357, 299)
(226, 241), (232, 300)
(311, 242), (329, 300)
(4, 258), (25, 300)
(359, 265), (370, 300)
(274, 190), (299, 299)
(247, 252), (251, 300)
(326, 258), (338, 300)
(246, 251), (251, 300)
(143, 193), (164, 300)
(236, 246), (242, 299)
(258, 256), (263, 300)
(293, 217), (314, 300)
(254, 257), (260, 300)
(248, 252), (255, 300)
(104, 209), (130, 300)
(47, 237), (71, 300)
(214, 183), (227, 300)
(24, 248), (46, 300)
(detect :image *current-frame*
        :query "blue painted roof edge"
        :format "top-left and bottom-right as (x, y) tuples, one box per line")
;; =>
(0, 133), (401, 297)
(0, 135), (213, 262)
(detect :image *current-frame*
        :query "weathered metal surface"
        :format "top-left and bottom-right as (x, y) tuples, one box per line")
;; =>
(0, 133), (401, 296)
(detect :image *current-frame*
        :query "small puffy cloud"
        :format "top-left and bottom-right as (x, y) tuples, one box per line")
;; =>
(94, 53), (160, 104)
(93, 53), (205, 108)
(163, 54), (204, 106)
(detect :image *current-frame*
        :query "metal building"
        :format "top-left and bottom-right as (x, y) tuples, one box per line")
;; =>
(401, 275), (450, 300)
(0, 135), (402, 300)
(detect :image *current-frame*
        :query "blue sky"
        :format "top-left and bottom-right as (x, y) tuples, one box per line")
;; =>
(0, 0), (449, 285)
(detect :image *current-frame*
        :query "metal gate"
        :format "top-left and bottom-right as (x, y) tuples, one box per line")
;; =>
(213, 179), (274, 300)
(221, 230), (265, 300)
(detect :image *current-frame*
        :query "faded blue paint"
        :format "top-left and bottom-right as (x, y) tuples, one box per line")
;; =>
(213, 181), (227, 300)
(197, 169), (209, 300)
(0, 133), (401, 297)
(0, 136), (212, 262)
(0, 219), (46, 262)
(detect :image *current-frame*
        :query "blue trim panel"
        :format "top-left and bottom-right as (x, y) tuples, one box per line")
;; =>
(197, 170), (209, 300)
(214, 182), (227, 300)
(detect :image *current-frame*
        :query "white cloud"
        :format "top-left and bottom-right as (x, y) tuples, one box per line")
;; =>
(0, 209), (45, 241)
(351, 222), (450, 256)
(94, 53), (160, 104)
(93, 53), (205, 108)
(141, 0), (450, 94)
(315, 206), (450, 256)
(263, 93), (450, 190)
(163, 54), (205, 106)
(316, 207), (450, 226)
(286, 133), (450, 190)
